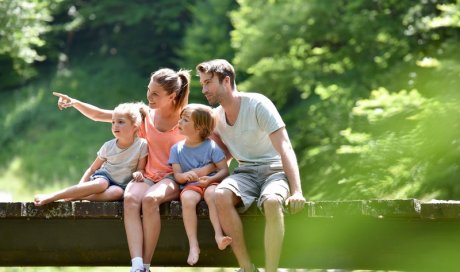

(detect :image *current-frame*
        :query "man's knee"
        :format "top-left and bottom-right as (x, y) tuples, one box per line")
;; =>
(203, 186), (215, 202)
(214, 188), (235, 209)
(263, 197), (283, 218)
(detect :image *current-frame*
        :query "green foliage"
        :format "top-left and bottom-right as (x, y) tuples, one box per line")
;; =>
(2, 0), (460, 203)
(0, 0), (200, 200)
(232, 0), (460, 200)
(177, 0), (237, 103)
(0, 0), (61, 88)
(55, 0), (196, 72)
(0, 56), (147, 194)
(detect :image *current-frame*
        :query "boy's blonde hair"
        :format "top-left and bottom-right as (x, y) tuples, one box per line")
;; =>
(181, 104), (216, 140)
(113, 102), (147, 127)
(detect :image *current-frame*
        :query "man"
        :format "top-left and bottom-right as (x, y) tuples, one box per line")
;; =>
(196, 59), (306, 272)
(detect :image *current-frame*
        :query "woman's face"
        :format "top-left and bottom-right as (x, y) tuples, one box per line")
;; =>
(146, 79), (175, 109)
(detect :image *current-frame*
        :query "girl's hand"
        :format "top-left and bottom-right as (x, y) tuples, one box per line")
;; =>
(53, 92), (75, 110)
(132, 171), (144, 182)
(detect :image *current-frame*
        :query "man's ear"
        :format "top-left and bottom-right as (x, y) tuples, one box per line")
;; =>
(223, 75), (231, 86)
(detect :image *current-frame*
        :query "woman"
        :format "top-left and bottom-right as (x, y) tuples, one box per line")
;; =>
(53, 68), (212, 272)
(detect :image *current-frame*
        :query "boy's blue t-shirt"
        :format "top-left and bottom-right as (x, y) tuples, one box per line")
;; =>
(168, 138), (225, 176)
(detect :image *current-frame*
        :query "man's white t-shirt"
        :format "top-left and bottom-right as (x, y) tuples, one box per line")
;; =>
(214, 92), (285, 166)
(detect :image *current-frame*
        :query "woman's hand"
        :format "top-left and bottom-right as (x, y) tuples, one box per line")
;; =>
(53, 92), (75, 110)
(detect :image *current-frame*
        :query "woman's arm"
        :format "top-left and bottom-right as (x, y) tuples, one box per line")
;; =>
(53, 92), (113, 122)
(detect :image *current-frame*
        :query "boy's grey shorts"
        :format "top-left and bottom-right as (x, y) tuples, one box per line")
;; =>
(216, 164), (290, 213)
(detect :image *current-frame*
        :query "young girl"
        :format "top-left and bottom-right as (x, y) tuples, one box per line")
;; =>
(168, 103), (232, 266)
(34, 102), (148, 206)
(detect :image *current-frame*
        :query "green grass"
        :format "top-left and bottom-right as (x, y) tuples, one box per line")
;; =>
(0, 56), (147, 201)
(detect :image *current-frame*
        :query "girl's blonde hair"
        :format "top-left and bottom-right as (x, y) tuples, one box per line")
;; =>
(181, 104), (216, 140)
(113, 102), (147, 127)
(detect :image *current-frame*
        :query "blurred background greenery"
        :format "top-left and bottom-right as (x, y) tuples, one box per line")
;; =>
(1, 0), (460, 202)
(1, 0), (459, 271)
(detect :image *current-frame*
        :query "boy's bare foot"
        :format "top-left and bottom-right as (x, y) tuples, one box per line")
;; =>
(217, 235), (232, 250)
(187, 246), (200, 266)
(34, 194), (54, 206)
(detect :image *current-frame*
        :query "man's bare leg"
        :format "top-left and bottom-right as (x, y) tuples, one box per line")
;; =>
(263, 198), (284, 272)
(215, 188), (253, 271)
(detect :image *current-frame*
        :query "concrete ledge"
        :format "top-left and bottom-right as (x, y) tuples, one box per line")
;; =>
(2, 199), (460, 270)
(2, 198), (459, 220)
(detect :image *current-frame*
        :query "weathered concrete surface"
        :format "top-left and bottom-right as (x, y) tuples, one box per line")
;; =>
(1, 199), (460, 271)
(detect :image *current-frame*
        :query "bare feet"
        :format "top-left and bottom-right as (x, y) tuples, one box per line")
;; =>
(34, 194), (54, 206)
(187, 246), (200, 266)
(216, 235), (232, 250)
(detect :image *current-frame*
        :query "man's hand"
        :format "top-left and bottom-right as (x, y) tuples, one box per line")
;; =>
(286, 192), (306, 214)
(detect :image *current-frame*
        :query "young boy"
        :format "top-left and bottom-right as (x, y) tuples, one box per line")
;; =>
(168, 103), (232, 266)
(34, 102), (148, 206)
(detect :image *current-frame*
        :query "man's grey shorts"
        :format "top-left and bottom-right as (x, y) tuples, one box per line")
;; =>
(216, 164), (290, 213)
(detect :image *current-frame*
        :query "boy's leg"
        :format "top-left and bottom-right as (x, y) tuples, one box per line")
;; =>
(181, 189), (202, 265)
(34, 178), (109, 206)
(204, 185), (232, 250)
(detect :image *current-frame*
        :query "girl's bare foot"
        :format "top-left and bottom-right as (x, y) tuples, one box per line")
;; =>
(34, 194), (54, 206)
(187, 246), (200, 266)
(217, 235), (232, 250)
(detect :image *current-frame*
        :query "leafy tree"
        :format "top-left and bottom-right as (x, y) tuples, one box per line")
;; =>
(177, 0), (237, 102)
(0, 0), (59, 89)
(231, 0), (460, 199)
(53, 0), (196, 72)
